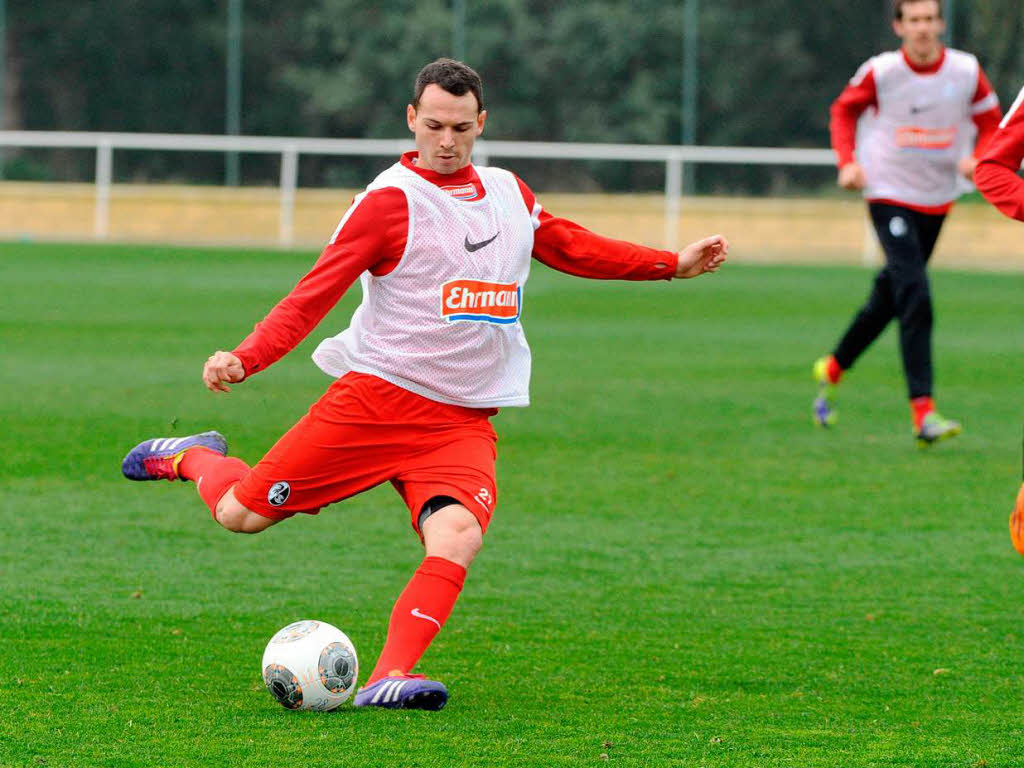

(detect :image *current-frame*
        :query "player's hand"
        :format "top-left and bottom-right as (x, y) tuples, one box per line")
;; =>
(675, 234), (728, 279)
(957, 155), (978, 181)
(837, 162), (866, 190)
(202, 350), (245, 393)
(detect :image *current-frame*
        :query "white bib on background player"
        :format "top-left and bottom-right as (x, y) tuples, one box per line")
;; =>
(312, 162), (537, 408)
(856, 48), (995, 208)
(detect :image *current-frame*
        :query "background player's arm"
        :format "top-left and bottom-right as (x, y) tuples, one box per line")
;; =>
(976, 86), (1024, 222)
(830, 63), (877, 191)
(203, 188), (407, 392)
(958, 67), (1003, 181)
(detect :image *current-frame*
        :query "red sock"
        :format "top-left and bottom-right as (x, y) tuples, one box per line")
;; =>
(910, 395), (934, 430)
(177, 448), (250, 517)
(825, 355), (844, 384)
(368, 556), (467, 684)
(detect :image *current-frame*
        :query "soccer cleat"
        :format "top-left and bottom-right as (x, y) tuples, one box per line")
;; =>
(1010, 483), (1024, 556)
(914, 412), (961, 448)
(121, 431), (227, 481)
(352, 673), (448, 711)
(812, 356), (837, 427)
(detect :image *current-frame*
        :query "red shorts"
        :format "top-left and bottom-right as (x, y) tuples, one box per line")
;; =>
(233, 372), (498, 536)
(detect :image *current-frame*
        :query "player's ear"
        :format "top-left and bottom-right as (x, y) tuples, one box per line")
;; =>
(476, 109), (487, 136)
(407, 104), (417, 133)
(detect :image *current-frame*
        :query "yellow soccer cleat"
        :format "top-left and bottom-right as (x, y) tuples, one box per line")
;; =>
(914, 412), (961, 448)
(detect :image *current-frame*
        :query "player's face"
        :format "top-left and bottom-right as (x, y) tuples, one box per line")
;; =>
(407, 84), (486, 174)
(893, 0), (945, 62)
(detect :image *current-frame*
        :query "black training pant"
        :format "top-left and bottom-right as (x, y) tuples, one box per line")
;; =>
(832, 202), (945, 400)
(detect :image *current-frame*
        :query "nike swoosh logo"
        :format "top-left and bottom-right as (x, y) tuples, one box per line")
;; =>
(464, 232), (499, 252)
(410, 608), (441, 629)
(910, 104), (935, 114)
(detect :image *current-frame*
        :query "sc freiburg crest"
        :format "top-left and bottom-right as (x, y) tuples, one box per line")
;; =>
(268, 481), (291, 507)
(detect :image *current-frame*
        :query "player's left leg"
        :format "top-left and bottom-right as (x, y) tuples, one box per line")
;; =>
(354, 501), (482, 711)
(888, 208), (960, 446)
(354, 428), (497, 711)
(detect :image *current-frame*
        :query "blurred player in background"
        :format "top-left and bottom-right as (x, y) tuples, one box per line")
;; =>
(813, 0), (1001, 446)
(120, 59), (728, 710)
(973, 84), (1024, 554)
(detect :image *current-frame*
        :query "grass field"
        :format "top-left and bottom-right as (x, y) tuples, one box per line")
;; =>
(2, 241), (1023, 767)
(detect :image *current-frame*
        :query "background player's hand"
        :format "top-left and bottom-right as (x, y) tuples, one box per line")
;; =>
(675, 234), (728, 279)
(837, 162), (866, 190)
(957, 155), (978, 181)
(202, 350), (245, 393)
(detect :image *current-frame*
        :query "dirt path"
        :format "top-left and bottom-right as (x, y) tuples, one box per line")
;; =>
(1, 182), (1019, 269)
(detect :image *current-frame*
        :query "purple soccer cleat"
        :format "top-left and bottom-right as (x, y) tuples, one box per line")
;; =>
(353, 674), (448, 711)
(813, 395), (835, 428)
(811, 356), (838, 428)
(121, 431), (227, 481)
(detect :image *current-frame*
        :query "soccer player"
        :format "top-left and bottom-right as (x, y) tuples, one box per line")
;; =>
(120, 59), (728, 710)
(813, 0), (1001, 446)
(974, 84), (1024, 554)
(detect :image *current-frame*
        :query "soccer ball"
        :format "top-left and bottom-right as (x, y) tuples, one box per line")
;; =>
(261, 620), (359, 711)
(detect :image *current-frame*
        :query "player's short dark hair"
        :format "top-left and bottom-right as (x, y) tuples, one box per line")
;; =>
(412, 58), (484, 112)
(893, 0), (942, 19)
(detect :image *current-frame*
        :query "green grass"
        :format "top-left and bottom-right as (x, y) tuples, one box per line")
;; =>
(1, 241), (1023, 767)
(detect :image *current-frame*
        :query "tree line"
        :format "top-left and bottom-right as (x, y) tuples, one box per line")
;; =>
(4, 0), (1022, 193)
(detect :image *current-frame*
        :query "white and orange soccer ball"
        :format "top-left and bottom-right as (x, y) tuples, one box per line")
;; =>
(261, 620), (358, 711)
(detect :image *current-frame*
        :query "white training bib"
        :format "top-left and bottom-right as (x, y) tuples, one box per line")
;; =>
(857, 48), (993, 207)
(312, 162), (536, 408)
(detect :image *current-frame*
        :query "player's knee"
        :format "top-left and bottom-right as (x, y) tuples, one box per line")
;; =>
(454, 519), (483, 557)
(215, 497), (270, 534)
(422, 503), (484, 564)
(438, 515), (483, 560)
(901, 283), (932, 321)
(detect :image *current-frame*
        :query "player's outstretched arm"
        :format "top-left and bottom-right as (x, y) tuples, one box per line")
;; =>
(203, 350), (246, 393)
(675, 235), (729, 279)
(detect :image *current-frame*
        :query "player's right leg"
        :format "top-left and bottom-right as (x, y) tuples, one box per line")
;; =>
(121, 431), (276, 533)
(812, 355), (842, 427)
(814, 263), (896, 427)
(121, 431), (228, 481)
(210, 487), (278, 533)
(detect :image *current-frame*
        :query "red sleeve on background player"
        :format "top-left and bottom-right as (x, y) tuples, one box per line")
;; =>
(232, 187), (408, 377)
(970, 67), (1003, 154)
(976, 86), (1024, 222)
(830, 64), (877, 168)
(512, 175), (678, 281)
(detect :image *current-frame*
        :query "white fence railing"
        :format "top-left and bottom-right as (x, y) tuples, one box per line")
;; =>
(0, 130), (838, 251)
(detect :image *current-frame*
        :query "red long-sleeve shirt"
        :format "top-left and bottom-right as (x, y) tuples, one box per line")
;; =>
(829, 47), (1001, 214)
(830, 47), (1001, 166)
(975, 86), (1024, 222)
(233, 153), (679, 377)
